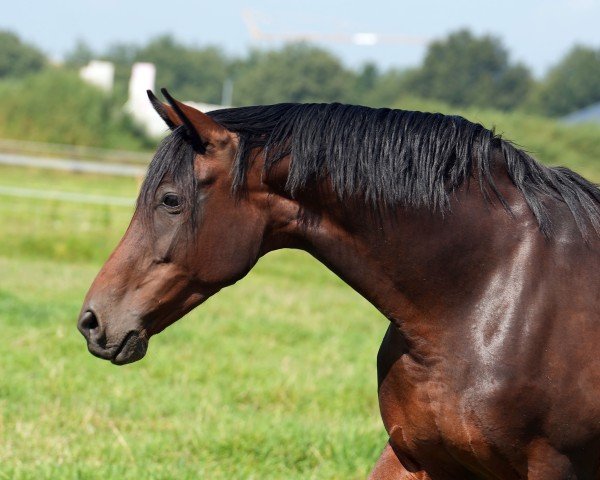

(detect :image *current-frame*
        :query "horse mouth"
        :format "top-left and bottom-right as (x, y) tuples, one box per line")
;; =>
(111, 331), (148, 365)
(86, 331), (148, 365)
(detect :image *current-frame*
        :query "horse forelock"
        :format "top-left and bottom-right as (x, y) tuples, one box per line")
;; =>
(137, 126), (198, 229)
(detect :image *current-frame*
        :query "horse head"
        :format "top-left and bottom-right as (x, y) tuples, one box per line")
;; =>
(77, 90), (292, 364)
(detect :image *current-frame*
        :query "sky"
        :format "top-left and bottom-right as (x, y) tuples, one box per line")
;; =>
(2, 0), (599, 77)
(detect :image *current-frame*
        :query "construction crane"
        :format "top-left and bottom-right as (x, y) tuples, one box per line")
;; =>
(242, 9), (429, 47)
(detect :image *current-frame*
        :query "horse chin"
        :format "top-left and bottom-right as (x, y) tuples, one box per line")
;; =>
(111, 331), (149, 366)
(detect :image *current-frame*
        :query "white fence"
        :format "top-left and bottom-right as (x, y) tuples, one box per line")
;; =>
(0, 139), (146, 206)
(0, 152), (146, 177)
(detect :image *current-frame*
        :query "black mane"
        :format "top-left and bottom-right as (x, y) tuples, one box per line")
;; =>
(142, 103), (600, 238)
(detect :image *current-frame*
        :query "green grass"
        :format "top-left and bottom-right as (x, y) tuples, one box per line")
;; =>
(1, 165), (141, 196)
(0, 166), (385, 479)
(0, 254), (385, 479)
(1, 107), (599, 478)
(0, 166), (138, 262)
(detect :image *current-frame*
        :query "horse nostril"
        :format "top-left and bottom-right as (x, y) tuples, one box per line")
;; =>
(78, 309), (108, 350)
(79, 310), (99, 337)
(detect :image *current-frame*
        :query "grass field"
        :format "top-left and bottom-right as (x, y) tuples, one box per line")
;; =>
(1, 116), (599, 479)
(0, 165), (385, 479)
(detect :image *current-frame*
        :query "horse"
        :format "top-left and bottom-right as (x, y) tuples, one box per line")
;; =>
(78, 89), (600, 479)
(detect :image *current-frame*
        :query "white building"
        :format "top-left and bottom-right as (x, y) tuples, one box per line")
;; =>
(124, 62), (225, 138)
(80, 60), (225, 138)
(79, 60), (115, 93)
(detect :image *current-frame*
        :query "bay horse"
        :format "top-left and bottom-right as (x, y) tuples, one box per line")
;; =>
(78, 89), (600, 479)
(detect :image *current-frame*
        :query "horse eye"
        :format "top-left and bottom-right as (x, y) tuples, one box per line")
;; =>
(162, 193), (182, 209)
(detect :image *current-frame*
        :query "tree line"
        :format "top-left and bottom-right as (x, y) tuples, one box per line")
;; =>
(1, 28), (599, 117)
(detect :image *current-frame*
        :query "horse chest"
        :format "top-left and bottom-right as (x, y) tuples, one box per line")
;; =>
(378, 354), (479, 456)
(377, 326), (522, 477)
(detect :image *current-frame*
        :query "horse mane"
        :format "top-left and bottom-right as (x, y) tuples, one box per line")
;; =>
(140, 103), (600, 239)
(209, 103), (600, 238)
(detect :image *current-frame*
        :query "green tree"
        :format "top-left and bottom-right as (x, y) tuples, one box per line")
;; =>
(233, 43), (355, 105)
(0, 69), (150, 149)
(0, 30), (46, 79)
(406, 29), (532, 110)
(101, 41), (139, 102)
(358, 68), (415, 108)
(134, 35), (229, 104)
(64, 39), (95, 68)
(532, 45), (600, 116)
(353, 63), (379, 103)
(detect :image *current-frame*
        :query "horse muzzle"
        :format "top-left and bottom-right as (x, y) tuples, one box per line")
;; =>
(77, 309), (148, 365)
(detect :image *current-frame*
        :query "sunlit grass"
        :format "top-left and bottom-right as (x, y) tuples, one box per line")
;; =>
(0, 165), (142, 195)
(0, 167), (386, 479)
(0, 252), (386, 479)
(2, 118), (599, 478)
(0, 165), (137, 262)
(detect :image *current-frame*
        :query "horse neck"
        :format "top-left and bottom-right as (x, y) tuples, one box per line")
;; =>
(266, 172), (538, 356)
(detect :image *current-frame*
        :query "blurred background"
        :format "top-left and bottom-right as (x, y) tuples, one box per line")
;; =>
(1, 1), (599, 479)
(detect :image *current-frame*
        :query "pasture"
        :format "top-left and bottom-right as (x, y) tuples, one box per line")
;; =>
(0, 165), (385, 479)
(2, 117), (600, 479)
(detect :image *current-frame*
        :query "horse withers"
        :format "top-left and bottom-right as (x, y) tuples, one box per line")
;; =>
(78, 89), (600, 479)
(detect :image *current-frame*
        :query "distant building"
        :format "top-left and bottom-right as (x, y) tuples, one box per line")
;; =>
(124, 62), (225, 138)
(79, 60), (115, 93)
(562, 101), (600, 125)
(80, 60), (225, 138)
(123, 63), (165, 138)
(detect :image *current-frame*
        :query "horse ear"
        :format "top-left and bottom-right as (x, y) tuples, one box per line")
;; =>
(146, 89), (228, 153)
(147, 90), (179, 129)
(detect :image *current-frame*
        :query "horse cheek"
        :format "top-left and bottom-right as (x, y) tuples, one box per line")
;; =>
(194, 215), (263, 285)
